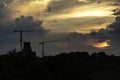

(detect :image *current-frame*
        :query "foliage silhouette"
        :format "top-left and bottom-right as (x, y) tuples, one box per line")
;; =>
(0, 48), (120, 80)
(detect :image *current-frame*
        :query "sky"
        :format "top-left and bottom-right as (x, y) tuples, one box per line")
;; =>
(0, 0), (120, 56)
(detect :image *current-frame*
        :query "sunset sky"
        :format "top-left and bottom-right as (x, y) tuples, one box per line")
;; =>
(0, 0), (120, 56)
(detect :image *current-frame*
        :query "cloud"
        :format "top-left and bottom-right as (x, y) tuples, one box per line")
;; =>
(0, 15), (47, 33)
(112, 8), (120, 15)
(47, 0), (81, 13)
(14, 15), (43, 30)
(107, 3), (120, 6)
(107, 16), (120, 34)
(0, 0), (117, 19)
(0, 15), (48, 54)
(77, 16), (120, 42)
(0, 2), (8, 21)
(0, 0), (52, 21)
(51, 16), (120, 55)
(83, 16), (120, 55)
(14, 15), (49, 39)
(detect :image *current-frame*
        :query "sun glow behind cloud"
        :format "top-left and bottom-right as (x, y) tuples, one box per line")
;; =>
(50, 10), (112, 19)
(93, 40), (110, 49)
(85, 39), (110, 49)
(47, 4), (114, 19)
(73, 10), (110, 17)
(77, 0), (90, 2)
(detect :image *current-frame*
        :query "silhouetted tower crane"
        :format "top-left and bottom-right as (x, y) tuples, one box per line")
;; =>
(14, 30), (46, 51)
(39, 40), (58, 57)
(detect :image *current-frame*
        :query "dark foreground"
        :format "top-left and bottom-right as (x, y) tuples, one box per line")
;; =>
(0, 49), (120, 80)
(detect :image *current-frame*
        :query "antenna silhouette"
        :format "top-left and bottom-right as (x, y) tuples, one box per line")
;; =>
(70, 30), (79, 40)
(39, 40), (58, 57)
(14, 30), (47, 51)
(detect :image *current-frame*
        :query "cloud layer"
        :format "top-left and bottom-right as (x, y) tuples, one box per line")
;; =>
(0, 0), (120, 56)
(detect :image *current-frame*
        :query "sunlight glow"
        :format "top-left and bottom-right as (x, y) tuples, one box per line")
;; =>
(73, 10), (110, 17)
(77, 0), (90, 2)
(49, 9), (112, 19)
(21, 0), (51, 13)
(93, 40), (110, 49)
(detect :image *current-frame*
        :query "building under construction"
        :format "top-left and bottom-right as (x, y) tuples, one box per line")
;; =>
(21, 42), (36, 57)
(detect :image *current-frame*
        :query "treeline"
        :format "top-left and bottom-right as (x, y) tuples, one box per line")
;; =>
(0, 50), (120, 80)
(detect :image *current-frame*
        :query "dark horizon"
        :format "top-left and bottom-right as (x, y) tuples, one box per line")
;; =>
(0, 42), (120, 80)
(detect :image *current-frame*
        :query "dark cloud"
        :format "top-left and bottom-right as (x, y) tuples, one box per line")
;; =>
(14, 15), (43, 30)
(112, 8), (120, 15)
(13, 15), (48, 39)
(0, 15), (47, 34)
(0, 15), (48, 54)
(107, 16), (120, 34)
(52, 16), (120, 55)
(107, 3), (120, 6)
(0, 0), (13, 3)
(86, 16), (120, 54)
(83, 16), (120, 41)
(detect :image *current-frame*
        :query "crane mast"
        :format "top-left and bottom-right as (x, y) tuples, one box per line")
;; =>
(14, 30), (46, 51)
(39, 40), (58, 57)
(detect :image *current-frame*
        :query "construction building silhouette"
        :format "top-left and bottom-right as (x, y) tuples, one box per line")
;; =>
(22, 42), (36, 57)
